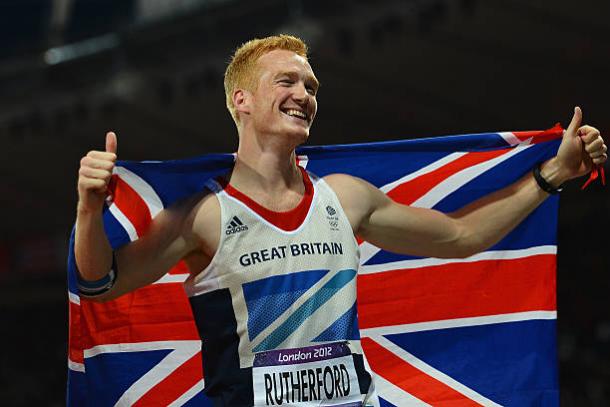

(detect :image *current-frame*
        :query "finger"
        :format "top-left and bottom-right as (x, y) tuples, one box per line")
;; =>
(106, 132), (117, 154)
(79, 166), (113, 182)
(81, 156), (115, 171)
(584, 137), (604, 153)
(566, 106), (582, 137)
(588, 143), (607, 158)
(578, 126), (601, 143)
(592, 154), (607, 165)
(86, 150), (117, 162)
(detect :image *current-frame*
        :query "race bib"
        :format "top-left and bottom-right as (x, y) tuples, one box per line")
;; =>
(252, 342), (363, 406)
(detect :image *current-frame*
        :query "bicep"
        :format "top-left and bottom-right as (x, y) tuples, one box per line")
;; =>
(361, 199), (467, 258)
(325, 174), (467, 259)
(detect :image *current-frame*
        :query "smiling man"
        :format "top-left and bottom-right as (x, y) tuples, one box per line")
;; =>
(74, 35), (607, 406)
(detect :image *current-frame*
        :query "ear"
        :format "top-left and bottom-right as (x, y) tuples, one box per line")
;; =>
(233, 89), (252, 117)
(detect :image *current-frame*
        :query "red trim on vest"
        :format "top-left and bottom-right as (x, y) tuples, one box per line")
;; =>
(221, 167), (314, 231)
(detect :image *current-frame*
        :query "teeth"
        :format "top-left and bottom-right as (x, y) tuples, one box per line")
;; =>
(285, 109), (307, 119)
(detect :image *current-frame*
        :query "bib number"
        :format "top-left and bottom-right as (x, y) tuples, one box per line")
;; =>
(252, 342), (362, 406)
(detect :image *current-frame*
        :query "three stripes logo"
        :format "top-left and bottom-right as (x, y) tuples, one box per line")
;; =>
(226, 216), (249, 235)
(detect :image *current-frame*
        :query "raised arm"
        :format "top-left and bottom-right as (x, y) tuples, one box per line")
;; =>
(75, 132), (118, 285)
(74, 132), (215, 300)
(326, 107), (606, 259)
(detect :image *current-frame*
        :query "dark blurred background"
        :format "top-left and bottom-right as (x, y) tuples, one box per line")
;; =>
(0, 0), (608, 405)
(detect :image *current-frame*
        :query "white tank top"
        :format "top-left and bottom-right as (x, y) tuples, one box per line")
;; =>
(184, 168), (375, 406)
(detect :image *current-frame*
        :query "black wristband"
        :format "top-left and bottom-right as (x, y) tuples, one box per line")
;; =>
(76, 255), (118, 297)
(533, 163), (563, 194)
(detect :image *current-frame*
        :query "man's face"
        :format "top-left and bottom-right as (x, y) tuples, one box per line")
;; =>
(246, 49), (319, 143)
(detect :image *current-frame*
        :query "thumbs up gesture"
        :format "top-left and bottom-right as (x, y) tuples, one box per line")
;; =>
(77, 132), (118, 213)
(547, 107), (607, 185)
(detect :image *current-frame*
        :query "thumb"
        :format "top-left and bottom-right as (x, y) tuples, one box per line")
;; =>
(565, 106), (582, 137)
(105, 131), (118, 154)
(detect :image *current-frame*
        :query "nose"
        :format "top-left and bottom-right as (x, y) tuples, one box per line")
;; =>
(293, 81), (310, 104)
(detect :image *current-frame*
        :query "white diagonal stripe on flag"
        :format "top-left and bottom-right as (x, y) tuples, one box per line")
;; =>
(499, 132), (533, 146)
(114, 166), (164, 218)
(359, 245), (557, 274)
(167, 379), (205, 407)
(108, 203), (139, 241)
(380, 152), (467, 193)
(360, 310), (557, 337)
(412, 143), (532, 209)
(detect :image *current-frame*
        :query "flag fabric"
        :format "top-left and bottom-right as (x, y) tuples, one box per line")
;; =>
(67, 125), (565, 406)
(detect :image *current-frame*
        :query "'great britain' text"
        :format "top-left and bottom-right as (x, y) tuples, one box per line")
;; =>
(239, 242), (343, 267)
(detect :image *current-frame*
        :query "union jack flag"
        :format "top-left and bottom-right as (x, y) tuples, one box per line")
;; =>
(67, 125), (565, 406)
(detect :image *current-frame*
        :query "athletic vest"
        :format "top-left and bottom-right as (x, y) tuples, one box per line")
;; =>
(184, 168), (376, 406)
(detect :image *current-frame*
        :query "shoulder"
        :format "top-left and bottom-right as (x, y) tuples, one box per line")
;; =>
(322, 173), (381, 203)
(322, 173), (385, 230)
(146, 189), (219, 255)
(323, 173), (367, 195)
(188, 188), (221, 257)
(183, 188), (220, 239)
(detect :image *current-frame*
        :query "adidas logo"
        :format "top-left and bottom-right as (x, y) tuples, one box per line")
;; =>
(226, 216), (249, 235)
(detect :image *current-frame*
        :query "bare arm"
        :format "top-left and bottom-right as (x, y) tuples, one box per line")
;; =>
(326, 107), (607, 259)
(74, 132), (218, 301)
(74, 132), (118, 284)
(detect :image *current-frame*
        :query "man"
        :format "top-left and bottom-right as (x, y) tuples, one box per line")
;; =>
(75, 35), (607, 405)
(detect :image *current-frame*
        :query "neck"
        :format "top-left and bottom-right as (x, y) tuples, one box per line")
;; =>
(230, 128), (303, 194)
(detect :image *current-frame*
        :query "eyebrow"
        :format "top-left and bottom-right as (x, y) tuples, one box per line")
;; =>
(275, 71), (320, 90)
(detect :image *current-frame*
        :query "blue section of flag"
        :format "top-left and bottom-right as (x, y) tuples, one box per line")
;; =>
(119, 154), (236, 207)
(313, 301), (360, 342)
(243, 269), (329, 340)
(84, 349), (172, 406)
(66, 370), (87, 407)
(385, 319), (558, 406)
(102, 204), (132, 250)
(66, 229), (79, 295)
(182, 389), (213, 406)
(378, 398), (398, 407)
(300, 131), (517, 154)
(304, 151), (451, 188)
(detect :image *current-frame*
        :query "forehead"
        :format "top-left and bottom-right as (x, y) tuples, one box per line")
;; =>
(255, 49), (315, 78)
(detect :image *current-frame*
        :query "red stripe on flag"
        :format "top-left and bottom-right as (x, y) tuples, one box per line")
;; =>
(133, 352), (204, 407)
(357, 255), (556, 329)
(112, 175), (153, 238)
(80, 283), (200, 347)
(513, 124), (563, 145)
(68, 300), (84, 364)
(386, 150), (509, 205)
(361, 337), (481, 406)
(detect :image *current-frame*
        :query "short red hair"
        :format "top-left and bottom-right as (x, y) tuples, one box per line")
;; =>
(224, 35), (308, 125)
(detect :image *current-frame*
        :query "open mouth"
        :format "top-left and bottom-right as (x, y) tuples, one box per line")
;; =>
(282, 108), (309, 122)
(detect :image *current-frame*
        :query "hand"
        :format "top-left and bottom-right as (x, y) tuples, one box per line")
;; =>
(77, 132), (118, 214)
(545, 107), (607, 185)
